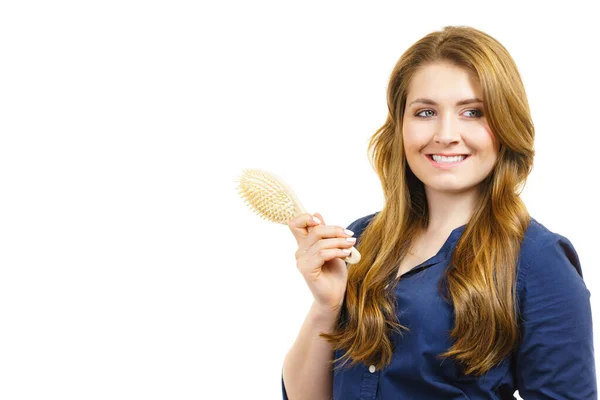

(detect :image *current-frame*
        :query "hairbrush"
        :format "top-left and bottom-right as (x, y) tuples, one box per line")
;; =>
(235, 168), (361, 264)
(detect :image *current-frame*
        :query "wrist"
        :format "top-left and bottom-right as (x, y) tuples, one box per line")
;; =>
(311, 300), (343, 321)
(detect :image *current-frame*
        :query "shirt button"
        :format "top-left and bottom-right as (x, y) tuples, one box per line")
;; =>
(369, 365), (376, 373)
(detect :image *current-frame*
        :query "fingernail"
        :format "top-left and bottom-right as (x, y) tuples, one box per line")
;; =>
(313, 216), (322, 224)
(344, 229), (354, 236)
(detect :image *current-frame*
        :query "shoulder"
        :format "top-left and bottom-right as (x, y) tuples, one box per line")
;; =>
(518, 217), (583, 280)
(345, 211), (380, 242)
(518, 216), (561, 257)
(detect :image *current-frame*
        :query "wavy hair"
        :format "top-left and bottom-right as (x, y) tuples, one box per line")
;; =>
(320, 25), (535, 376)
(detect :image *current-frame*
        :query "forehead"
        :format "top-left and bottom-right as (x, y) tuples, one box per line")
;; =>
(407, 62), (482, 102)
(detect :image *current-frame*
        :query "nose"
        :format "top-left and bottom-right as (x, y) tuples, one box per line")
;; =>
(434, 112), (461, 145)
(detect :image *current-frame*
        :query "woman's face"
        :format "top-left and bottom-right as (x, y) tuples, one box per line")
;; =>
(402, 61), (499, 194)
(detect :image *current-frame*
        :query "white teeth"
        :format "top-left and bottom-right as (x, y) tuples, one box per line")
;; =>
(431, 155), (466, 163)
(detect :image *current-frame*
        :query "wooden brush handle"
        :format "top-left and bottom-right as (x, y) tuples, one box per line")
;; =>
(344, 246), (361, 264)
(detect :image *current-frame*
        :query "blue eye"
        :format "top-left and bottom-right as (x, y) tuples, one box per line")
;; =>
(416, 109), (436, 118)
(464, 109), (484, 118)
(415, 109), (484, 118)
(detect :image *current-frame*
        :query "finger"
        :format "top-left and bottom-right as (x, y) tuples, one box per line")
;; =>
(313, 237), (357, 254)
(297, 247), (353, 274)
(288, 213), (322, 238)
(313, 212), (325, 226)
(295, 226), (354, 260)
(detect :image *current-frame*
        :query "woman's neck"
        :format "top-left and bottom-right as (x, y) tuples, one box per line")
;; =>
(423, 185), (479, 234)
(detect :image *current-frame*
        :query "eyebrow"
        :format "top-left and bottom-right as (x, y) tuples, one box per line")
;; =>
(408, 97), (484, 107)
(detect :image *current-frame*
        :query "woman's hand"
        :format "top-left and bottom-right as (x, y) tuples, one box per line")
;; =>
(288, 212), (355, 313)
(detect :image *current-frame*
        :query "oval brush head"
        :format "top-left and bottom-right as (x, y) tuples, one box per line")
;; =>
(235, 168), (361, 264)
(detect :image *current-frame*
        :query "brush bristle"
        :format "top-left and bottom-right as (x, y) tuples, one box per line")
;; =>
(236, 168), (298, 224)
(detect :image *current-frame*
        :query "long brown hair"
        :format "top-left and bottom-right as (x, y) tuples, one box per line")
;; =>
(320, 25), (535, 376)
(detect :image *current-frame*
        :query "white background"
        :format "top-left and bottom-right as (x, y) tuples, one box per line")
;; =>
(1, 1), (598, 399)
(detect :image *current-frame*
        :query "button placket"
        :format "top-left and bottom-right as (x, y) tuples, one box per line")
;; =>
(359, 364), (380, 399)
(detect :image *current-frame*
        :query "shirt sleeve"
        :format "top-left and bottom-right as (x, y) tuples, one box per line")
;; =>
(515, 232), (597, 399)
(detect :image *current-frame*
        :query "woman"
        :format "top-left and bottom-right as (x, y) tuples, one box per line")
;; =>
(281, 25), (596, 399)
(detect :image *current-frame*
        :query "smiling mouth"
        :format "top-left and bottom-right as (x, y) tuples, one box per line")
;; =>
(426, 154), (470, 161)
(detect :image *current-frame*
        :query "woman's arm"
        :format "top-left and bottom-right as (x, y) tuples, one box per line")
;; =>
(281, 301), (341, 400)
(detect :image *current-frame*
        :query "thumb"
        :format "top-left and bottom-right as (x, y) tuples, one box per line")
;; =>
(313, 212), (325, 226)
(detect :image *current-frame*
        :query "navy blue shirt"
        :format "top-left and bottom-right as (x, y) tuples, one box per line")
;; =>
(282, 212), (597, 399)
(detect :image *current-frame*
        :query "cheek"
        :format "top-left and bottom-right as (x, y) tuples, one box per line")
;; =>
(402, 125), (425, 150)
(468, 127), (498, 156)
(485, 127), (499, 153)
(475, 130), (499, 169)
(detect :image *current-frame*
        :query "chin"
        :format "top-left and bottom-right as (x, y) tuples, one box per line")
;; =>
(424, 182), (475, 194)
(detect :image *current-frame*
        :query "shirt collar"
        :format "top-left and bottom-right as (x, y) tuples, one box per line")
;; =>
(421, 223), (468, 268)
(448, 223), (467, 242)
